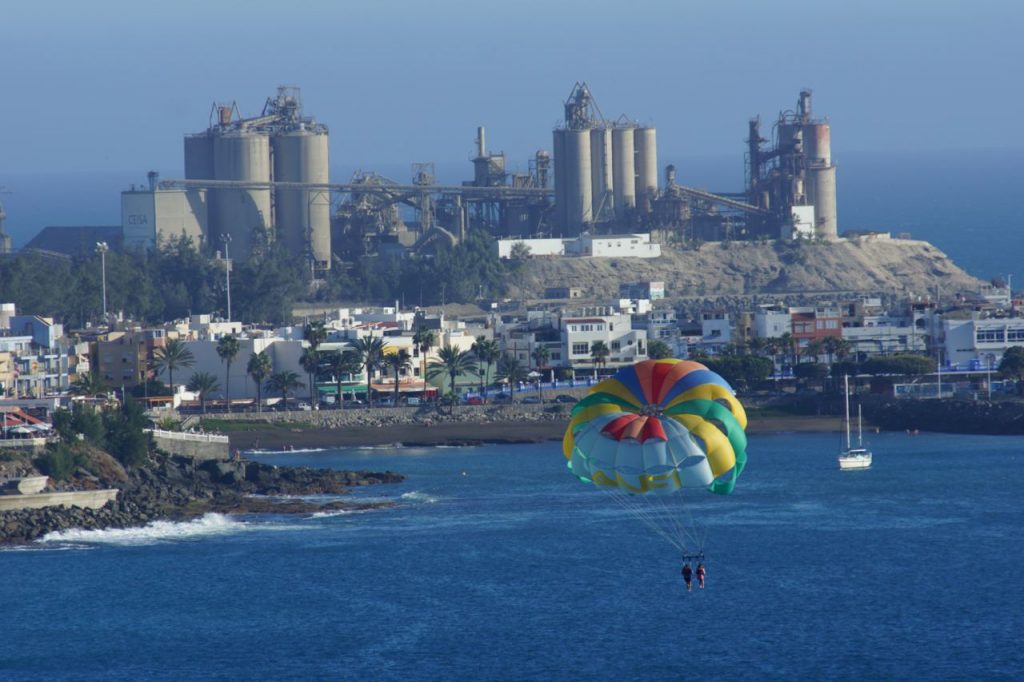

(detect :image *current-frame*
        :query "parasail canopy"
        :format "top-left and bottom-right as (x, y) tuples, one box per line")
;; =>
(563, 359), (748, 496)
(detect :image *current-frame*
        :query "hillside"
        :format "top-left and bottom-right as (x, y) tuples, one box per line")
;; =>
(520, 237), (983, 300)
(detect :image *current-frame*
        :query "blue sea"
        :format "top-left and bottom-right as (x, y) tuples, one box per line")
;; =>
(4, 432), (1023, 680)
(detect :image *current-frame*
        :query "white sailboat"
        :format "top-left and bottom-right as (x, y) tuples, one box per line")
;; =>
(838, 374), (872, 470)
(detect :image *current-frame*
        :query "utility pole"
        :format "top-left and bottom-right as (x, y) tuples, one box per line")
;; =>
(222, 234), (232, 321)
(95, 241), (109, 324)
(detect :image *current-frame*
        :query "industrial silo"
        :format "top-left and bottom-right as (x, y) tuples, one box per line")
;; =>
(564, 129), (593, 232)
(589, 127), (614, 221)
(634, 126), (658, 208)
(612, 125), (636, 217)
(184, 133), (214, 239)
(272, 124), (331, 268)
(552, 129), (568, 233)
(213, 130), (272, 261)
(802, 122), (837, 239)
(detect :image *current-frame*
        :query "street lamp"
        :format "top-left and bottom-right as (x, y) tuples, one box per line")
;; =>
(222, 234), (232, 321)
(95, 241), (109, 324)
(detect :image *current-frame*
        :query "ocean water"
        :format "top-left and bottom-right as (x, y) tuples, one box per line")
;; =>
(3, 432), (1023, 680)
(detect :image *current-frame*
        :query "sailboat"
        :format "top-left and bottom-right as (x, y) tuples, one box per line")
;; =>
(838, 374), (872, 470)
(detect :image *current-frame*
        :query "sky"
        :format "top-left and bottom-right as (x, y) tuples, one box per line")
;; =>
(2, 0), (1021, 178)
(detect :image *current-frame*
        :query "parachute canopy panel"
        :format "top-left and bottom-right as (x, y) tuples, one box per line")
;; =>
(563, 359), (748, 495)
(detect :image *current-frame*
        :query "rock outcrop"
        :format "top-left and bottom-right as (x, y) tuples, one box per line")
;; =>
(0, 453), (404, 546)
(521, 238), (982, 300)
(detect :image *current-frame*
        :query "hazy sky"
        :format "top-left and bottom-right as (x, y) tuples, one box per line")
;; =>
(2, 0), (1021, 176)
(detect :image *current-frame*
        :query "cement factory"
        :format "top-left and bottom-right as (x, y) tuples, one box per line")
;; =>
(120, 84), (840, 271)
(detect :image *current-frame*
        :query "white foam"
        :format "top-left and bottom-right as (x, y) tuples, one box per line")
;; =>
(310, 509), (365, 518)
(400, 491), (440, 504)
(38, 513), (250, 547)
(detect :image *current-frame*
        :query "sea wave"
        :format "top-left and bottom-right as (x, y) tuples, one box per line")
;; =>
(400, 491), (440, 504)
(38, 513), (251, 547)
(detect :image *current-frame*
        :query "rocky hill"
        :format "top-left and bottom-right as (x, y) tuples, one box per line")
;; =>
(520, 237), (983, 301)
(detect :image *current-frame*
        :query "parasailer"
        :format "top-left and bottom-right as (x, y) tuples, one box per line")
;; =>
(562, 359), (749, 565)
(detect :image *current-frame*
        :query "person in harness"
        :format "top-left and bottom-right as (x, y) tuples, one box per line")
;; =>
(696, 562), (706, 589)
(681, 562), (693, 592)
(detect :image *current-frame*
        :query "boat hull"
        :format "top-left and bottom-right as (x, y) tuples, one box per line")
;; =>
(838, 453), (872, 470)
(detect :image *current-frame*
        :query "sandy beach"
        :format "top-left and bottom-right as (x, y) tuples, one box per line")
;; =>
(228, 415), (846, 451)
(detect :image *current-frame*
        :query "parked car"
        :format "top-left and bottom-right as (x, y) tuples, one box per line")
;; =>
(406, 397), (422, 406)
(553, 394), (578, 404)
(491, 394), (514, 404)
(521, 395), (542, 404)
(464, 396), (484, 405)
(378, 397), (396, 407)
(295, 401), (312, 411)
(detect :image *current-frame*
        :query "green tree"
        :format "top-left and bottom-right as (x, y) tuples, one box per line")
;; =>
(69, 373), (107, 397)
(323, 350), (362, 408)
(998, 346), (1024, 382)
(413, 327), (437, 387)
(186, 371), (221, 413)
(304, 321), (327, 350)
(647, 338), (673, 360)
(793, 362), (829, 389)
(702, 355), (773, 391)
(590, 341), (610, 376)
(247, 351), (273, 413)
(266, 370), (304, 404)
(385, 349), (413, 405)
(35, 443), (86, 481)
(496, 354), (529, 393)
(153, 338), (195, 395)
(216, 334), (241, 412)
(300, 347), (321, 408)
(471, 336), (501, 401)
(103, 396), (151, 467)
(352, 336), (389, 407)
(427, 345), (477, 410)
(531, 345), (551, 403)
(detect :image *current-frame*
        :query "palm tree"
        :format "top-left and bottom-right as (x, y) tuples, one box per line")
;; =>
(779, 332), (797, 368)
(70, 372), (107, 397)
(590, 340), (610, 378)
(300, 347), (320, 408)
(247, 351), (272, 413)
(324, 350), (362, 408)
(304, 321), (327, 350)
(385, 349), (413, 406)
(216, 334), (240, 413)
(805, 339), (825, 364)
(153, 338), (195, 396)
(496, 354), (529, 394)
(266, 370), (304, 406)
(426, 344), (476, 410)
(471, 336), (501, 401)
(531, 345), (551, 403)
(352, 335), (389, 407)
(186, 371), (221, 414)
(413, 326), (437, 387)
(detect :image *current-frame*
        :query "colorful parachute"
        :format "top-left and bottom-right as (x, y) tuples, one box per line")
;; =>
(563, 359), (748, 497)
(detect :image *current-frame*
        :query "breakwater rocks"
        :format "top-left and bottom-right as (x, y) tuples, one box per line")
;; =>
(0, 454), (404, 546)
(866, 398), (1024, 435)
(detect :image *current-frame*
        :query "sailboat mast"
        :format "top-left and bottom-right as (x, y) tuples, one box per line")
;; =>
(844, 374), (852, 450)
(857, 403), (863, 448)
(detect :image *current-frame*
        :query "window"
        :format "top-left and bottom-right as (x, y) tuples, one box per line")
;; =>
(1007, 328), (1024, 342)
(976, 329), (1002, 343)
(611, 341), (621, 352)
(826, 320), (838, 329)
(572, 343), (589, 355)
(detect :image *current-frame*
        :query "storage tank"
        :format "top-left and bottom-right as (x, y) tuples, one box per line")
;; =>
(806, 165), (838, 239)
(803, 122), (831, 166)
(589, 127), (614, 221)
(634, 127), (658, 209)
(212, 131), (271, 261)
(272, 126), (331, 268)
(564, 129), (593, 232)
(552, 129), (567, 232)
(183, 133), (214, 239)
(612, 125), (636, 217)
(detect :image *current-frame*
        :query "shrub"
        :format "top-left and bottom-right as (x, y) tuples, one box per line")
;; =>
(35, 444), (86, 481)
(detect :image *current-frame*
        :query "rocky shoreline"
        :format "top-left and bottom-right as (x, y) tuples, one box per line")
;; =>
(0, 451), (404, 546)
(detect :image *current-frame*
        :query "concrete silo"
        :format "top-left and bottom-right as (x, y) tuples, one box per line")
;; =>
(272, 124), (330, 267)
(212, 130), (272, 261)
(564, 128), (593, 232)
(634, 126), (658, 209)
(612, 125), (636, 217)
(590, 127), (614, 221)
(802, 113), (837, 240)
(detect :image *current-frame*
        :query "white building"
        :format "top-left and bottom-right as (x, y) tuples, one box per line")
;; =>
(699, 311), (732, 353)
(561, 310), (647, 371)
(122, 185), (206, 251)
(941, 316), (1024, 369)
(753, 306), (790, 339)
(496, 233), (661, 259)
